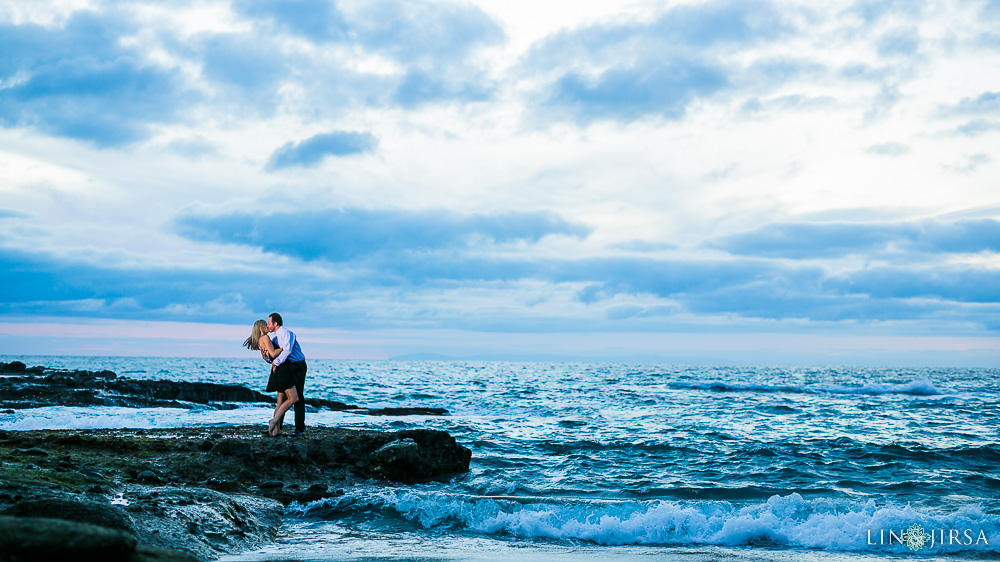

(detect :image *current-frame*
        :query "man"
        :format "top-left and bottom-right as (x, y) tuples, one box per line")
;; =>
(265, 312), (307, 435)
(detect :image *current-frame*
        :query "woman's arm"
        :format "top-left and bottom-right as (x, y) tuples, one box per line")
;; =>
(259, 335), (283, 360)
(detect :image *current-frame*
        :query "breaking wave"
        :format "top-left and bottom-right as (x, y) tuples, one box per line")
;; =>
(289, 491), (999, 554)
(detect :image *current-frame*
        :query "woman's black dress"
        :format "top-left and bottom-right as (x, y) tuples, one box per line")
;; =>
(266, 364), (296, 392)
(264, 337), (295, 392)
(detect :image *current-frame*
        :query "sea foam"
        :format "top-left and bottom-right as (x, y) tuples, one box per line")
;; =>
(289, 491), (999, 554)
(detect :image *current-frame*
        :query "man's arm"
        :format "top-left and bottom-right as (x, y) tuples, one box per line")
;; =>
(272, 328), (293, 366)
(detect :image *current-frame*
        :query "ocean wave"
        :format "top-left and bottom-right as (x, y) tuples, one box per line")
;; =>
(668, 377), (945, 397)
(289, 491), (999, 554)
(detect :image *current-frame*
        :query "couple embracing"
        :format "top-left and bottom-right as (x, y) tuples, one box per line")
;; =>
(243, 313), (307, 437)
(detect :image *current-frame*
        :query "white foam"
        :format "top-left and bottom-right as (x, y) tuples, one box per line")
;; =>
(289, 491), (1000, 554)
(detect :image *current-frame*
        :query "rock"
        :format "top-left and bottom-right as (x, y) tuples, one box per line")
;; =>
(0, 424), (471, 557)
(1, 498), (132, 532)
(210, 439), (255, 461)
(367, 430), (471, 483)
(123, 488), (283, 560)
(79, 468), (105, 479)
(0, 366), (274, 410)
(0, 364), (450, 417)
(16, 447), (49, 457)
(0, 515), (199, 562)
(205, 478), (242, 492)
(0, 515), (138, 558)
(137, 470), (162, 484)
(371, 438), (421, 469)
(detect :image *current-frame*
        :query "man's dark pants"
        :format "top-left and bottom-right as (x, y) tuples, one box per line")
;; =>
(276, 359), (307, 433)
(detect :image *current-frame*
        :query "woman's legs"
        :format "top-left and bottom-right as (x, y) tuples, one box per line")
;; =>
(271, 391), (288, 436)
(269, 386), (299, 436)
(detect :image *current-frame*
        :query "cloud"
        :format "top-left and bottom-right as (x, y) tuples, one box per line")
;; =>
(231, 0), (504, 108)
(524, 0), (792, 124)
(0, 12), (193, 146)
(847, 0), (926, 25)
(712, 218), (1000, 258)
(174, 208), (592, 261)
(266, 131), (378, 169)
(942, 153), (991, 174)
(940, 91), (1000, 116)
(611, 240), (677, 252)
(344, 0), (504, 63)
(166, 136), (218, 159)
(950, 119), (1000, 136)
(4, 227), (1000, 333)
(237, 0), (350, 42)
(236, 0), (503, 61)
(866, 142), (910, 156)
(876, 27), (921, 56)
(544, 61), (729, 124)
(827, 266), (1000, 304)
(188, 31), (292, 112)
(0, 210), (30, 219)
(391, 68), (494, 107)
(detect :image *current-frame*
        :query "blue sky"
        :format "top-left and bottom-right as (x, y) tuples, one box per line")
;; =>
(1, 0), (999, 365)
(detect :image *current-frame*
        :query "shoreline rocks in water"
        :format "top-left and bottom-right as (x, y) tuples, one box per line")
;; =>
(0, 362), (472, 560)
(0, 360), (449, 416)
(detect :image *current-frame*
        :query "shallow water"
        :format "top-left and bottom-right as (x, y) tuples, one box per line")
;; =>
(3, 356), (998, 559)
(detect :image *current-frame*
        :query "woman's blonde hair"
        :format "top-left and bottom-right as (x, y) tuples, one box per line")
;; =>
(243, 319), (268, 350)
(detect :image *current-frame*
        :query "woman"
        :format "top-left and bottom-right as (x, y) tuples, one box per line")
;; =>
(243, 319), (300, 436)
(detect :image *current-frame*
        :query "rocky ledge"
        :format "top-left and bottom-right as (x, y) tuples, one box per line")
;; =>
(0, 425), (471, 560)
(0, 360), (472, 560)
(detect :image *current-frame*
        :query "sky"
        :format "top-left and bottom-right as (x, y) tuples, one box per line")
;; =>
(1, 0), (999, 366)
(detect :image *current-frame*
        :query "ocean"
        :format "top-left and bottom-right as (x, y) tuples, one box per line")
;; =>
(2, 356), (998, 561)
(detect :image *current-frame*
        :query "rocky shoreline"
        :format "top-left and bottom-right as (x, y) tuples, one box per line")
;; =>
(0, 362), (472, 560)
(0, 360), (447, 416)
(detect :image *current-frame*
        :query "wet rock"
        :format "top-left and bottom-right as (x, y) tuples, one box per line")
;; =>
(79, 468), (105, 479)
(0, 515), (142, 559)
(210, 439), (254, 461)
(371, 438), (421, 473)
(16, 447), (49, 457)
(137, 471), (162, 484)
(0, 424), (471, 557)
(205, 478), (243, 492)
(0, 365), (273, 410)
(1, 498), (132, 532)
(0, 363), (448, 415)
(123, 488), (283, 560)
(258, 480), (283, 490)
